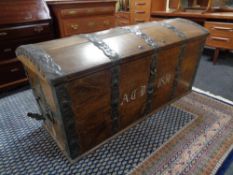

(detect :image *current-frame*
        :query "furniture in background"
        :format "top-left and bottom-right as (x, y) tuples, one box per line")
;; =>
(46, 0), (117, 38)
(0, 0), (53, 92)
(151, 0), (233, 64)
(116, 0), (163, 26)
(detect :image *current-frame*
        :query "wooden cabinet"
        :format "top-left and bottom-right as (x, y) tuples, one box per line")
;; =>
(205, 21), (233, 63)
(130, 0), (151, 24)
(0, 0), (54, 92)
(205, 21), (233, 50)
(47, 0), (117, 38)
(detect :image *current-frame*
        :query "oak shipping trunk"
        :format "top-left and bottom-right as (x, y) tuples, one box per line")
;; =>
(16, 18), (208, 161)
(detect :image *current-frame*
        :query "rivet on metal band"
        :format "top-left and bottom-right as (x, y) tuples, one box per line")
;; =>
(16, 44), (64, 79)
(120, 27), (159, 115)
(83, 34), (120, 133)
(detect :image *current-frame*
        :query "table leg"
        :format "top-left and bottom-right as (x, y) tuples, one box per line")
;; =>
(213, 48), (220, 64)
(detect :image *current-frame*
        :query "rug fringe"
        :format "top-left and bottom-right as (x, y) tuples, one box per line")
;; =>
(211, 144), (233, 175)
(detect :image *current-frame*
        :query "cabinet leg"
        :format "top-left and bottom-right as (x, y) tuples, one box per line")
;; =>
(213, 48), (220, 64)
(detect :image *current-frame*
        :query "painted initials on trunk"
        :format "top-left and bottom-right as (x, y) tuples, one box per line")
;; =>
(120, 73), (172, 106)
(121, 85), (146, 106)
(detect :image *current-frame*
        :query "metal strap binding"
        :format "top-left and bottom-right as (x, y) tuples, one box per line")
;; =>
(160, 22), (186, 40)
(189, 40), (206, 90)
(56, 85), (80, 159)
(16, 44), (63, 79)
(121, 26), (159, 49)
(175, 18), (209, 34)
(83, 34), (120, 133)
(170, 44), (186, 98)
(158, 21), (187, 99)
(121, 26), (159, 115)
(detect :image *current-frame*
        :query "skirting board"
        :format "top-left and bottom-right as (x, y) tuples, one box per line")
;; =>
(192, 87), (233, 106)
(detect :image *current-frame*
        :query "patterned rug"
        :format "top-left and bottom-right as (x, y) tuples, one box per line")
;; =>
(0, 90), (232, 175)
(129, 92), (233, 175)
(0, 90), (194, 175)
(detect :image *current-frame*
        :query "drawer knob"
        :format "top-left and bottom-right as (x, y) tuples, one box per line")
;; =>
(0, 32), (7, 36)
(3, 48), (12, 52)
(34, 26), (44, 33)
(87, 9), (95, 13)
(68, 10), (77, 15)
(88, 22), (96, 27)
(103, 20), (110, 26)
(70, 24), (79, 30)
(211, 36), (230, 42)
(10, 68), (20, 72)
(212, 26), (233, 32)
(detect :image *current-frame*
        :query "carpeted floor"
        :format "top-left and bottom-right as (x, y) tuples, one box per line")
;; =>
(194, 49), (233, 102)
(0, 89), (194, 175)
(129, 92), (233, 175)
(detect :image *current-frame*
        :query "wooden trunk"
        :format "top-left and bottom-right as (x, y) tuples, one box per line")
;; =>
(16, 18), (208, 161)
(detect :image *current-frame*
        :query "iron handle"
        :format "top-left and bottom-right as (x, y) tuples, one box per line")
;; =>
(27, 113), (45, 121)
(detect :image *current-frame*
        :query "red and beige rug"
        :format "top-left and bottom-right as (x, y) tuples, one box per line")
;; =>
(129, 92), (233, 175)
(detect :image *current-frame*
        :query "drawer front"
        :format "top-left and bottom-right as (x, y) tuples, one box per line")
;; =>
(0, 60), (26, 86)
(0, 23), (51, 40)
(133, 13), (150, 23)
(116, 19), (130, 27)
(61, 6), (115, 18)
(206, 35), (233, 49)
(205, 22), (233, 38)
(63, 16), (115, 36)
(0, 34), (53, 60)
(115, 12), (130, 20)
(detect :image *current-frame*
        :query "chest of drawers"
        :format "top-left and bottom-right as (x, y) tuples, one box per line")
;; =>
(0, 0), (54, 92)
(47, 0), (117, 38)
(205, 21), (233, 63)
(130, 0), (151, 24)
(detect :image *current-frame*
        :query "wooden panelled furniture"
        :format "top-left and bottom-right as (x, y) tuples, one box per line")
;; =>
(46, 0), (117, 38)
(130, 0), (151, 24)
(151, 0), (233, 64)
(0, 0), (53, 92)
(151, 12), (233, 64)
